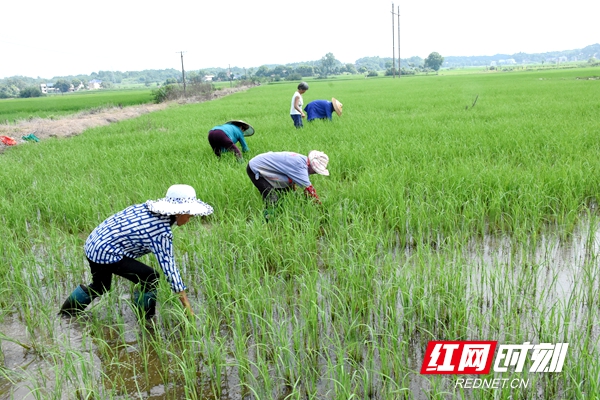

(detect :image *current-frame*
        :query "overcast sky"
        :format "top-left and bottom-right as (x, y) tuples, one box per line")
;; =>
(1, 0), (598, 79)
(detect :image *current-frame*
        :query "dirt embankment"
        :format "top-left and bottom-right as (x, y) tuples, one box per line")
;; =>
(0, 86), (251, 150)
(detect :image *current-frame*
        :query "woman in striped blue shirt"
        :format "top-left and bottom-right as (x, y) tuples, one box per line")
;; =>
(59, 184), (213, 319)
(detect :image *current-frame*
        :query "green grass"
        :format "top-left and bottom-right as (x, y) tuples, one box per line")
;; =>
(0, 89), (153, 123)
(0, 66), (599, 399)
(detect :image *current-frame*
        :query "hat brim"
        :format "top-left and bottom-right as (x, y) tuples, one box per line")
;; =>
(146, 199), (214, 216)
(331, 98), (342, 116)
(226, 120), (255, 137)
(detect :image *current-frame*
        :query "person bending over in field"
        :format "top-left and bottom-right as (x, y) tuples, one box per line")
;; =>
(207, 120), (254, 161)
(59, 184), (213, 319)
(304, 98), (343, 122)
(247, 150), (329, 221)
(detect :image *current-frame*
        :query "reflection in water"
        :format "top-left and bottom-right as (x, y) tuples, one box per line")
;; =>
(1, 221), (599, 399)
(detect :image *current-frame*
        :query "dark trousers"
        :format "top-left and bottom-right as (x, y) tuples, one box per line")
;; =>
(87, 256), (159, 297)
(208, 129), (241, 157)
(246, 164), (292, 205)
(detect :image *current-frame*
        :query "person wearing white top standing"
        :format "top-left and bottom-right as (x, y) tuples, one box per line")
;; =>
(290, 82), (309, 128)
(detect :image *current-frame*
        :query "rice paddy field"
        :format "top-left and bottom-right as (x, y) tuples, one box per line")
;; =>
(0, 89), (153, 123)
(1, 67), (599, 399)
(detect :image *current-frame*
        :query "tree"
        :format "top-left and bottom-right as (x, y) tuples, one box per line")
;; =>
(285, 73), (302, 81)
(344, 63), (357, 74)
(54, 79), (71, 92)
(20, 86), (43, 98)
(320, 52), (337, 76)
(0, 85), (20, 98)
(216, 71), (228, 81)
(295, 65), (314, 77)
(271, 65), (288, 77)
(424, 52), (444, 71)
(254, 65), (271, 77)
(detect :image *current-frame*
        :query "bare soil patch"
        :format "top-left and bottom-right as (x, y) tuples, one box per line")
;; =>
(0, 86), (250, 151)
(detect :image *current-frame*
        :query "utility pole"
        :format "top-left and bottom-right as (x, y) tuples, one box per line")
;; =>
(391, 3), (396, 78)
(178, 51), (186, 95)
(397, 5), (401, 78)
(391, 5), (401, 78)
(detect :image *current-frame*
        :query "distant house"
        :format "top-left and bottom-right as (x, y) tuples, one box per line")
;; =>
(498, 59), (517, 65)
(88, 79), (102, 89)
(203, 75), (214, 82)
(40, 83), (60, 94)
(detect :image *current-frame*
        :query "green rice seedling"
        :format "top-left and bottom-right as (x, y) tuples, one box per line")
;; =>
(0, 89), (153, 122)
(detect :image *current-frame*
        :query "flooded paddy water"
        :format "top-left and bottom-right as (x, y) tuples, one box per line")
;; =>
(1, 218), (598, 400)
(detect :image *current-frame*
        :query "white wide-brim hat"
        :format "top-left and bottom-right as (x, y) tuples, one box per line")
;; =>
(331, 98), (343, 116)
(308, 150), (330, 176)
(146, 184), (214, 216)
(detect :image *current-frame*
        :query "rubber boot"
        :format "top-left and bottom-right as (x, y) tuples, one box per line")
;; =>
(133, 290), (157, 319)
(263, 207), (276, 222)
(59, 285), (92, 316)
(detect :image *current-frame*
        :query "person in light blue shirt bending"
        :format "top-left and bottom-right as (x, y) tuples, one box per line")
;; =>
(247, 150), (330, 221)
(208, 120), (254, 161)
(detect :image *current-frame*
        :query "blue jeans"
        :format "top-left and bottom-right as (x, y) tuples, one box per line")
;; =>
(291, 114), (303, 128)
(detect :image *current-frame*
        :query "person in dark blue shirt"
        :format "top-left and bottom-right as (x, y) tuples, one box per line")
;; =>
(304, 98), (343, 121)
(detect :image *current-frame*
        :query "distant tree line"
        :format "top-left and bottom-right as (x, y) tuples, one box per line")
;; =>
(443, 43), (600, 68)
(0, 69), (183, 99)
(2, 44), (597, 99)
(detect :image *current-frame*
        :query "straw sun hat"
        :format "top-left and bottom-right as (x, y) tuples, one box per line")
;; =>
(331, 98), (343, 116)
(146, 184), (214, 216)
(226, 120), (255, 137)
(308, 150), (330, 176)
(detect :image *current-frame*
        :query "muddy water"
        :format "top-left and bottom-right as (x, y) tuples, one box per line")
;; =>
(1, 223), (599, 399)
(465, 222), (600, 337)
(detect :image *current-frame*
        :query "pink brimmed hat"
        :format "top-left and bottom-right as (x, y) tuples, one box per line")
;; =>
(308, 150), (330, 176)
